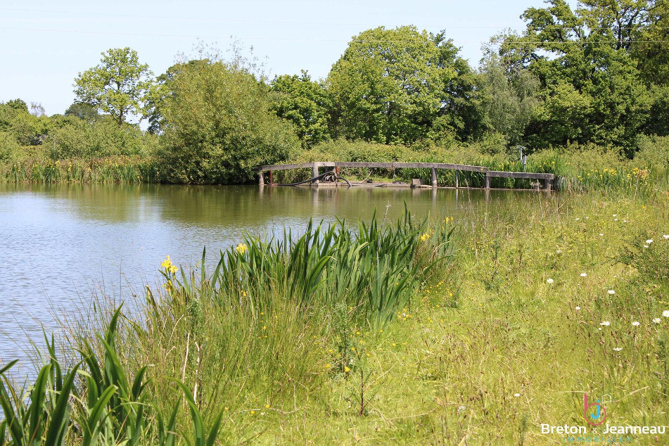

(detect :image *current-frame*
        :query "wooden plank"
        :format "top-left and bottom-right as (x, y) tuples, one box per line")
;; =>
(260, 161), (489, 172)
(486, 171), (554, 180)
(391, 162), (487, 172)
(258, 163), (314, 172)
(334, 162), (396, 169)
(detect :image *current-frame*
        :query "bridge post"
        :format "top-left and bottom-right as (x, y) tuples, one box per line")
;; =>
(485, 172), (491, 190)
(455, 171), (459, 189)
(431, 168), (437, 188)
(258, 171), (264, 186)
(312, 162), (319, 185)
(544, 178), (552, 191)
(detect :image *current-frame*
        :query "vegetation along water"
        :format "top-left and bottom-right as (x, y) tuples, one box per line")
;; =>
(0, 0), (668, 444)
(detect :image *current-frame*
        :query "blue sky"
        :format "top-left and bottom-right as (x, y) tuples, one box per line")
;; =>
(0, 0), (549, 116)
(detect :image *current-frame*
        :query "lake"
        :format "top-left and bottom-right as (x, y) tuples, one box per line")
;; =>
(0, 183), (533, 371)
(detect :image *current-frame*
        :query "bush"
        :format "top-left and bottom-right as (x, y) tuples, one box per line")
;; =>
(158, 60), (299, 184)
(45, 118), (158, 160)
(0, 131), (20, 162)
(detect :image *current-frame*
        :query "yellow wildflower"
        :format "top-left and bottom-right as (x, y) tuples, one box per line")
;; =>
(236, 243), (248, 255)
(419, 232), (430, 242)
(344, 366), (351, 373)
(161, 256), (178, 273)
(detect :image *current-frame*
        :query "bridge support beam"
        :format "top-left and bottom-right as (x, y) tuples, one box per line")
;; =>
(431, 168), (437, 188)
(312, 163), (319, 185)
(485, 173), (491, 190)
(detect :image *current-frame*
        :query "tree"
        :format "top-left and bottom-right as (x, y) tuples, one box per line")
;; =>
(327, 26), (481, 145)
(159, 59), (299, 184)
(64, 103), (100, 122)
(74, 48), (154, 126)
(269, 71), (332, 147)
(479, 41), (541, 147)
(496, 0), (666, 151)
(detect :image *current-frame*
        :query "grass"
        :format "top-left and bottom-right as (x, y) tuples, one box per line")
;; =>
(0, 187), (667, 444)
(0, 156), (161, 184)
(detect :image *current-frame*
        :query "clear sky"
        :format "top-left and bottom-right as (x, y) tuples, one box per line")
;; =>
(0, 0), (549, 116)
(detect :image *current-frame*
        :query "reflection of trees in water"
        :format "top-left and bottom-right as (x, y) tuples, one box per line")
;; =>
(0, 183), (533, 227)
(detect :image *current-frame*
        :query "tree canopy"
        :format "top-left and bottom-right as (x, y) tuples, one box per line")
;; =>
(74, 48), (154, 126)
(158, 59), (298, 184)
(494, 0), (668, 152)
(327, 26), (480, 145)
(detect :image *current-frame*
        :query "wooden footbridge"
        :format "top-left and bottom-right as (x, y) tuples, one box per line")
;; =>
(257, 162), (557, 191)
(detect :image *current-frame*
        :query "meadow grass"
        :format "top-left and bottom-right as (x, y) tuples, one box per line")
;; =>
(0, 188), (667, 445)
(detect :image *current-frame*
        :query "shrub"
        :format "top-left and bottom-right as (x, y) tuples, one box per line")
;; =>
(158, 60), (299, 184)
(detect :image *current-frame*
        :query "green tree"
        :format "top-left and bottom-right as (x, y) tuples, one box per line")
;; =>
(64, 102), (101, 122)
(497, 0), (666, 151)
(74, 48), (154, 126)
(158, 59), (299, 184)
(432, 32), (485, 143)
(479, 51), (541, 147)
(269, 71), (332, 148)
(328, 26), (473, 145)
(0, 100), (52, 146)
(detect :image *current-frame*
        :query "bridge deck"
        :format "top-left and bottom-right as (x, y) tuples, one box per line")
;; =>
(257, 162), (555, 190)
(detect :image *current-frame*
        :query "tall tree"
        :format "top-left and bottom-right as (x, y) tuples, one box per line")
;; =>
(497, 0), (666, 151)
(74, 48), (154, 126)
(479, 49), (541, 147)
(269, 71), (332, 148)
(328, 26), (480, 145)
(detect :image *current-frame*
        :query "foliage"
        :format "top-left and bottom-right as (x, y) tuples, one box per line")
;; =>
(44, 117), (158, 160)
(64, 103), (101, 122)
(269, 71), (332, 148)
(327, 26), (480, 145)
(74, 48), (154, 126)
(478, 50), (541, 147)
(158, 59), (299, 184)
(0, 132), (20, 163)
(496, 0), (668, 150)
(0, 156), (161, 184)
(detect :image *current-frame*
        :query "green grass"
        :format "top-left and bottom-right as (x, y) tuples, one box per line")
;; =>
(0, 156), (161, 184)
(0, 188), (667, 445)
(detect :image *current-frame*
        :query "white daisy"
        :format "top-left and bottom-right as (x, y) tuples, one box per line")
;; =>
(575, 306), (581, 310)
(600, 321), (610, 326)
(514, 393), (521, 397)
(580, 273), (587, 277)
(653, 318), (661, 324)
(632, 321), (640, 326)
(646, 239), (653, 244)
(607, 290), (615, 295)
(599, 233), (604, 237)
(613, 347), (623, 352)
(663, 235), (669, 239)
(547, 278), (554, 284)
(663, 310), (669, 318)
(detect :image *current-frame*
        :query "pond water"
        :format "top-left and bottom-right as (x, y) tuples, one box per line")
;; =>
(0, 183), (535, 371)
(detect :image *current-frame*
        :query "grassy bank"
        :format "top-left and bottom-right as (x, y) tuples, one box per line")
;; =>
(1, 189), (668, 444)
(1, 136), (667, 194)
